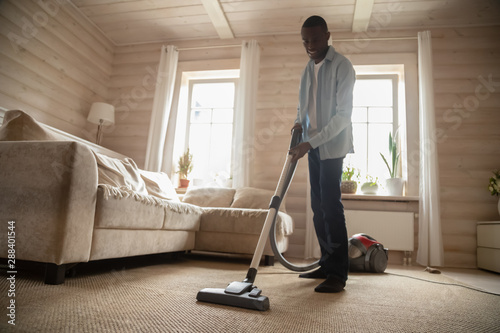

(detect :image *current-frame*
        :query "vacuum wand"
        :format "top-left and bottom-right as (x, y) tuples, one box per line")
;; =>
(196, 129), (303, 311)
(248, 152), (294, 272)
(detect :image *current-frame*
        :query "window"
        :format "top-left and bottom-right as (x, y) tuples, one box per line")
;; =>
(346, 74), (400, 187)
(346, 58), (418, 196)
(186, 79), (237, 182)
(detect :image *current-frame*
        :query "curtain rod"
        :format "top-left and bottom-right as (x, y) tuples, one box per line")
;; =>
(174, 36), (417, 51)
(176, 44), (242, 51)
(332, 36), (418, 42)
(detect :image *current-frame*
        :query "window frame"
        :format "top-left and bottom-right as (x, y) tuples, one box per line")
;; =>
(350, 53), (419, 197)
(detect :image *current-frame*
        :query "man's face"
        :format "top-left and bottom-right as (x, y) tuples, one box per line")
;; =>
(301, 26), (330, 64)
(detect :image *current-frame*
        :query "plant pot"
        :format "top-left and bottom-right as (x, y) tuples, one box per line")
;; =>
(361, 182), (379, 195)
(385, 178), (404, 196)
(498, 197), (500, 216)
(341, 180), (357, 194)
(179, 178), (190, 188)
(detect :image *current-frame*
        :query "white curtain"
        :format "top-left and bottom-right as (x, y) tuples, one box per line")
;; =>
(416, 31), (444, 267)
(232, 40), (260, 188)
(144, 45), (179, 172)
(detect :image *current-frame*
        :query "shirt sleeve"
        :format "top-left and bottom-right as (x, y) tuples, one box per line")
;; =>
(308, 59), (355, 149)
(295, 103), (300, 124)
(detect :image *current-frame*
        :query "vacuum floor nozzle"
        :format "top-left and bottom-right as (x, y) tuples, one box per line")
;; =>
(196, 287), (270, 311)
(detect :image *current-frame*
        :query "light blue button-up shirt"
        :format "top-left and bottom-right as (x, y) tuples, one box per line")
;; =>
(296, 46), (356, 160)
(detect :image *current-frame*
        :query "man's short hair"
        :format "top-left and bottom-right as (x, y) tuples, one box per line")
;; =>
(302, 15), (328, 31)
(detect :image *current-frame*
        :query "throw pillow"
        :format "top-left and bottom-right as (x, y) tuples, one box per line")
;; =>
(93, 152), (149, 196)
(231, 187), (287, 212)
(182, 187), (236, 207)
(0, 110), (66, 141)
(139, 169), (180, 202)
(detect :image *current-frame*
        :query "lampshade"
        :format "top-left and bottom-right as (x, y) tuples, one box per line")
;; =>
(87, 102), (115, 126)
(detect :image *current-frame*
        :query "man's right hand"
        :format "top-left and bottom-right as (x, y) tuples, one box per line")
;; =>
(291, 123), (303, 135)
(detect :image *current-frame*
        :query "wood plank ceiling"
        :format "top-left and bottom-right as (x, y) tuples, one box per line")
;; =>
(70, 0), (500, 46)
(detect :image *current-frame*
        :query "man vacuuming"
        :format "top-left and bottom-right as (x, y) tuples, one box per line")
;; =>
(289, 15), (356, 293)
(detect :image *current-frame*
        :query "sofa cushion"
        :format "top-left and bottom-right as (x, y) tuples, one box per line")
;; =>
(231, 187), (287, 213)
(95, 186), (165, 230)
(96, 185), (202, 231)
(139, 169), (180, 202)
(163, 202), (202, 231)
(199, 208), (293, 236)
(0, 110), (67, 141)
(182, 187), (236, 207)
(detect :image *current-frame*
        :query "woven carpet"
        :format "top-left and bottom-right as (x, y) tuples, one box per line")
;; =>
(1, 254), (499, 333)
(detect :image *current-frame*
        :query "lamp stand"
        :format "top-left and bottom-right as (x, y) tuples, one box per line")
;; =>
(96, 119), (104, 145)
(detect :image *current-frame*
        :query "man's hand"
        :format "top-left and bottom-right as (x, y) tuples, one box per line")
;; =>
(289, 123), (308, 163)
(289, 142), (312, 163)
(291, 123), (303, 135)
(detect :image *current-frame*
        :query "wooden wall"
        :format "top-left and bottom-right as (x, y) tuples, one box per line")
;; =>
(433, 27), (500, 267)
(0, 0), (114, 138)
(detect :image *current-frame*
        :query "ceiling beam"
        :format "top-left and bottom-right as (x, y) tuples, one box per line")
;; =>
(200, 0), (234, 39)
(352, 0), (375, 32)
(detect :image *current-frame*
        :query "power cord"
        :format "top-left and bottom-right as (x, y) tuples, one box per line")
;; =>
(386, 272), (500, 297)
(258, 269), (500, 297)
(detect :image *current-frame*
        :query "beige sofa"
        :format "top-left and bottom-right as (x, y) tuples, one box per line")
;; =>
(0, 110), (293, 284)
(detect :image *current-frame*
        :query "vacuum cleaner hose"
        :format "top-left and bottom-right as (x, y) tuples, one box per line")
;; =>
(269, 129), (319, 272)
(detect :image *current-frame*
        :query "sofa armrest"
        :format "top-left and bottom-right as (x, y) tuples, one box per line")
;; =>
(0, 141), (98, 265)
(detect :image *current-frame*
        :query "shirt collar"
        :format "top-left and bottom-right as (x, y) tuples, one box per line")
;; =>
(325, 45), (336, 62)
(308, 45), (335, 67)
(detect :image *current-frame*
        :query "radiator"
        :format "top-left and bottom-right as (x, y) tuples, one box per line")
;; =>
(345, 210), (414, 252)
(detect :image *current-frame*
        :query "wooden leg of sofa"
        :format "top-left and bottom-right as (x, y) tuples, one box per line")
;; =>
(44, 264), (66, 285)
(264, 255), (274, 266)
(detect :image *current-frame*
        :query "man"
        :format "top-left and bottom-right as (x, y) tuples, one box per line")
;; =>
(289, 15), (356, 293)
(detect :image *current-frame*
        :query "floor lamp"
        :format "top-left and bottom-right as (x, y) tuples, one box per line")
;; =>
(87, 102), (115, 145)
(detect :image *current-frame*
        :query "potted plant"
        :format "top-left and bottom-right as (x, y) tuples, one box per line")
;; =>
(380, 131), (404, 196)
(177, 148), (193, 188)
(341, 167), (358, 194)
(360, 175), (379, 195)
(488, 170), (500, 216)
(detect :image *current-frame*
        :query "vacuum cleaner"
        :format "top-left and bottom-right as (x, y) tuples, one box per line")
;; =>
(196, 129), (319, 311)
(348, 233), (388, 273)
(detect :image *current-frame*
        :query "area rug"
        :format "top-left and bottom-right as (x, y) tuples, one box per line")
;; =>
(1, 254), (498, 332)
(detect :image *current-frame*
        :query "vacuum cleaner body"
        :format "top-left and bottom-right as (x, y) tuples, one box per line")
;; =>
(348, 233), (388, 273)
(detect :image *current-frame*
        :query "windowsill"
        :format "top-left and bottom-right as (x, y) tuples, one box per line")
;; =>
(176, 188), (418, 201)
(341, 193), (419, 202)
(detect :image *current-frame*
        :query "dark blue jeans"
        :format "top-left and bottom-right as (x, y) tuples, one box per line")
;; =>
(308, 148), (348, 283)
